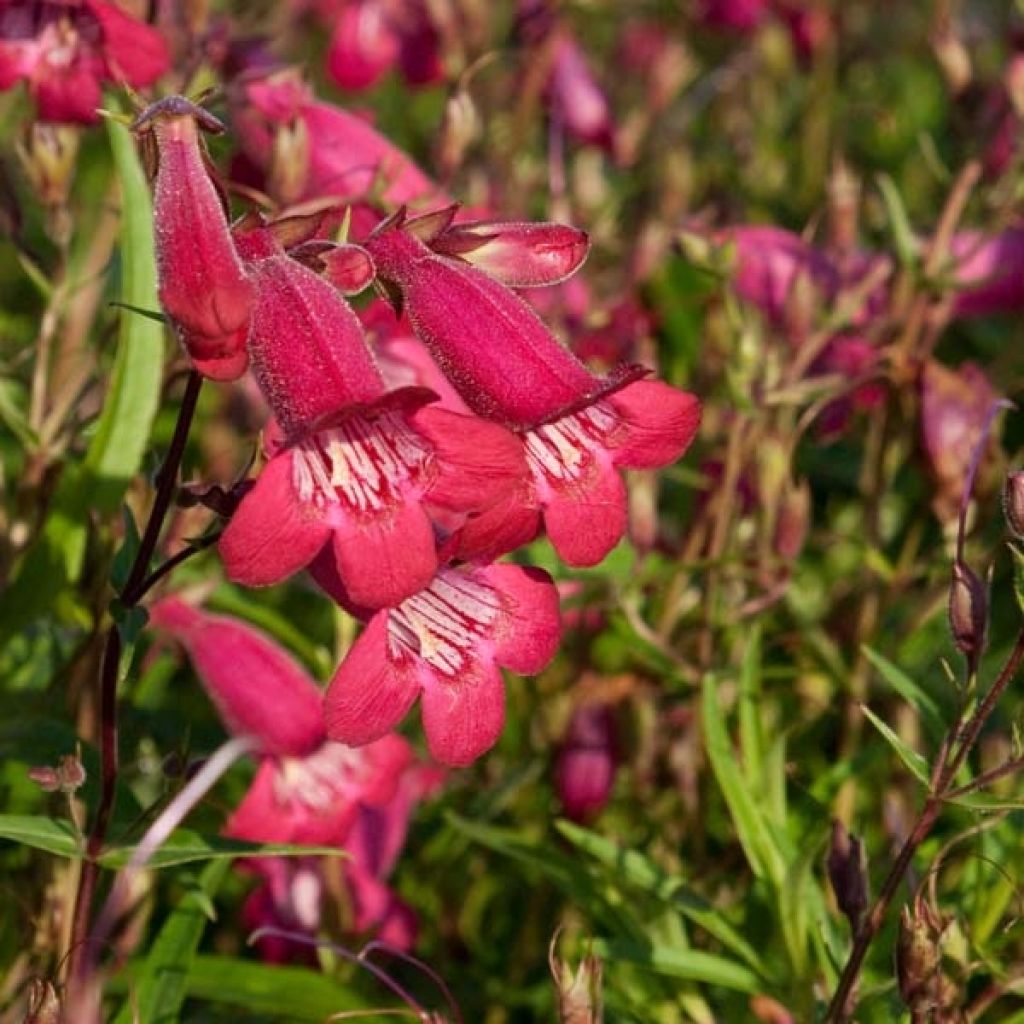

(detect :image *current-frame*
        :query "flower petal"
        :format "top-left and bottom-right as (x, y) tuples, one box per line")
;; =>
(480, 563), (562, 675)
(542, 452), (627, 566)
(324, 614), (422, 746)
(330, 496), (439, 609)
(89, 0), (169, 86)
(219, 452), (332, 587)
(419, 656), (506, 767)
(607, 380), (701, 469)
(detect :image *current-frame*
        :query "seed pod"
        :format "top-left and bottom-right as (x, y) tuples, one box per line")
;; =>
(826, 820), (868, 930)
(1004, 471), (1024, 537)
(948, 560), (987, 658)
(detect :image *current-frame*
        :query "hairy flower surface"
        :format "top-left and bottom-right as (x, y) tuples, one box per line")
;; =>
(325, 562), (561, 766)
(220, 224), (528, 608)
(0, 0), (167, 123)
(365, 214), (701, 564)
(136, 96), (253, 381)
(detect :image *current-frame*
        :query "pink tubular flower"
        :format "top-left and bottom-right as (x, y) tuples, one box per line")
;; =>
(218, 221), (528, 609)
(321, 0), (443, 92)
(324, 562), (561, 766)
(134, 97), (254, 381)
(228, 67), (445, 208)
(0, 1), (167, 123)
(364, 212), (701, 566)
(949, 229), (1024, 318)
(698, 0), (768, 33)
(149, 597), (413, 846)
(555, 703), (617, 822)
(547, 33), (614, 150)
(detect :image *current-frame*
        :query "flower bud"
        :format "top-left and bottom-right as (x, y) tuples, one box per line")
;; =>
(826, 820), (868, 930)
(550, 936), (604, 1024)
(1004, 471), (1024, 537)
(948, 559), (987, 658)
(134, 96), (254, 381)
(15, 122), (79, 214)
(27, 766), (60, 792)
(432, 219), (590, 288)
(555, 704), (617, 822)
(774, 478), (811, 562)
(435, 85), (480, 178)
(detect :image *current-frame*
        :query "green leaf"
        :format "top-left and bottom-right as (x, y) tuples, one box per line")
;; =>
(738, 625), (765, 796)
(876, 173), (919, 267)
(83, 117), (164, 500)
(109, 956), (369, 1019)
(0, 814), (80, 858)
(1011, 543), (1024, 618)
(556, 820), (770, 979)
(99, 829), (346, 870)
(0, 378), (37, 447)
(860, 704), (931, 787)
(862, 644), (945, 738)
(112, 859), (230, 1024)
(0, 816), (342, 868)
(701, 675), (786, 884)
(110, 503), (142, 593)
(592, 939), (761, 993)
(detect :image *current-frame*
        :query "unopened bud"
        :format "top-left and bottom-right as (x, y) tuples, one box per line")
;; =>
(27, 766), (60, 792)
(16, 123), (80, 209)
(55, 754), (86, 793)
(1004, 471), (1024, 537)
(268, 117), (310, 207)
(948, 560), (987, 657)
(826, 820), (868, 930)
(896, 904), (941, 1007)
(550, 934), (603, 1024)
(774, 478), (811, 561)
(555, 704), (617, 822)
(435, 86), (480, 178)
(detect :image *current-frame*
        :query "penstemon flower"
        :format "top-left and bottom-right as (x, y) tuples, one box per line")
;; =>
(364, 210), (701, 565)
(0, 0), (167, 123)
(134, 97), (254, 381)
(218, 218), (528, 609)
(324, 561), (561, 766)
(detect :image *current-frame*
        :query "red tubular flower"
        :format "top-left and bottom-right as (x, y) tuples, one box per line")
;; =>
(219, 222), (528, 609)
(0, 1), (167, 123)
(149, 596), (412, 846)
(134, 97), (254, 381)
(324, 0), (399, 90)
(324, 562), (561, 766)
(364, 214), (701, 566)
(229, 67), (445, 208)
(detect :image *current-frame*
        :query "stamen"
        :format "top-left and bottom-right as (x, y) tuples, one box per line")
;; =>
(291, 412), (432, 512)
(524, 402), (617, 485)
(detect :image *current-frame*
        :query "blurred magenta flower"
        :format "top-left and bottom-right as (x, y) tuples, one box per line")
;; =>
(814, 335), (885, 439)
(698, 0), (768, 33)
(135, 97), (254, 381)
(317, 0), (443, 92)
(547, 32), (614, 150)
(219, 219), (527, 609)
(949, 229), (1024, 318)
(920, 359), (998, 521)
(324, 562), (561, 766)
(0, 0), (167, 123)
(229, 66), (445, 207)
(555, 703), (617, 822)
(365, 211), (701, 565)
